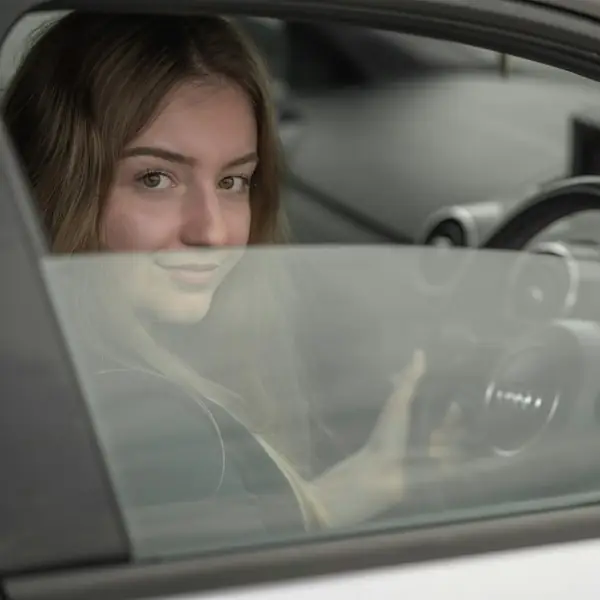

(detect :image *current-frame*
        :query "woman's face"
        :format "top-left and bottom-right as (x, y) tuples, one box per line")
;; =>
(101, 80), (256, 323)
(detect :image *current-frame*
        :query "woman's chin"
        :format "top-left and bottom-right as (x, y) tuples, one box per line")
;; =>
(148, 295), (213, 324)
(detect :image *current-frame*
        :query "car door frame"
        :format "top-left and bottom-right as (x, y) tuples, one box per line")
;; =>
(4, 0), (600, 599)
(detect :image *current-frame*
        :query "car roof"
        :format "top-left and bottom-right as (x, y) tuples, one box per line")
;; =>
(8, 0), (600, 21)
(512, 0), (600, 19)
(395, 0), (600, 21)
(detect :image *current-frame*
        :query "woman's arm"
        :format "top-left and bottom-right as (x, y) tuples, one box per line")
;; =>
(308, 351), (462, 528)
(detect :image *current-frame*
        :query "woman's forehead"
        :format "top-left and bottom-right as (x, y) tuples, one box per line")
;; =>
(127, 80), (258, 167)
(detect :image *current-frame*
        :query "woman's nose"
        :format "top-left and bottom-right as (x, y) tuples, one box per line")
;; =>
(180, 188), (228, 247)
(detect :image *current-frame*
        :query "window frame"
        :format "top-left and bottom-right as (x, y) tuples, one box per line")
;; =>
(3, 0), (600, 597)
(6, 503), (600, 600)
(0, 28), (129, 578)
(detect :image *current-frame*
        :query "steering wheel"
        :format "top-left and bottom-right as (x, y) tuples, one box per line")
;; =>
(484, 176), (600, 251)
(402, 176), (600, 514)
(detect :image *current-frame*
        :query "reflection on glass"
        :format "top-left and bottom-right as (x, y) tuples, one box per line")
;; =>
(42, 246), (600, 559)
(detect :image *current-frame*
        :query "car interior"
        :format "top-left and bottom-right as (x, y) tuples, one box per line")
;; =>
(7, 6), (600, 506)
(5, 3), (600, 598)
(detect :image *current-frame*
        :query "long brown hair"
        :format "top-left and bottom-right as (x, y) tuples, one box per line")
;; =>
(3, 11), (284, 252)
(2, 12), (318, 479)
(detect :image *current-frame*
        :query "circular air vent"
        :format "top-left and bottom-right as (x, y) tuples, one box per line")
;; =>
(420, 206), (478, 248)
(415, 208), (477, 294)
(423, 218), (468, 247)
(507, 241), (578, 321)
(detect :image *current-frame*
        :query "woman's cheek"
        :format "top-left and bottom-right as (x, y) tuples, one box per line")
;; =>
(100, 213), (137, 251)
(229, 199), (252, 246)
(101, 195), (175, 252)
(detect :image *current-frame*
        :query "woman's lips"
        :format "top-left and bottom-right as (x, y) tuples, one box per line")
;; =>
(159, 263), (219, 287)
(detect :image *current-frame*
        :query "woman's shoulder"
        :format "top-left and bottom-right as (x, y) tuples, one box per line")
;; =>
(85, 366), (229, 501)
(78, 364), (307, 542)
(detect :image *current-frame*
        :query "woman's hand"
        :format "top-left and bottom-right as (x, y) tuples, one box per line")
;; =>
(309, 350), (463, 528)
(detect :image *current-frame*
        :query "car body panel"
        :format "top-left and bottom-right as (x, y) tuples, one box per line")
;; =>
(192, 537), (600, 600)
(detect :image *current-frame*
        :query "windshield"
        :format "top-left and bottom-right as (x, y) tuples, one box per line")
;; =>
(41, 246), (600, 560)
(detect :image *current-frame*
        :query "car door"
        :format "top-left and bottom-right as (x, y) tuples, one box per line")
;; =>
(4, 1), (600, 600)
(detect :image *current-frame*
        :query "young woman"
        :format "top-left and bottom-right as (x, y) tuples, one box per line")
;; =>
(3, 11), (451, 555)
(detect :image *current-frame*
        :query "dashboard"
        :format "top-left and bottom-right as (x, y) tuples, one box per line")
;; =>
(418, 105), (600, 251)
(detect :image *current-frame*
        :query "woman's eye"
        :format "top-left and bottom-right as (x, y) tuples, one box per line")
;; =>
(219, 175), (250, 193)
(136, 170), (174, 190)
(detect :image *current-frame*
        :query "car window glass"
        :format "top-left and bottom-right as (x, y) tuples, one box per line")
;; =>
(5, 10), (600, 565)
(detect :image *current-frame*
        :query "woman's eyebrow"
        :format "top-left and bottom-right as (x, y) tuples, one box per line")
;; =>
(224, 152), (259, 168)
(122, 146), (195, 165)
(121, 147), (258, 168)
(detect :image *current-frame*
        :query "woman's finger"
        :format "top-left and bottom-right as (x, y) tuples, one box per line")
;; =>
(429, 401), (464, 463)
(390, 349), (426, 391)
(367, 349), (427, 459)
